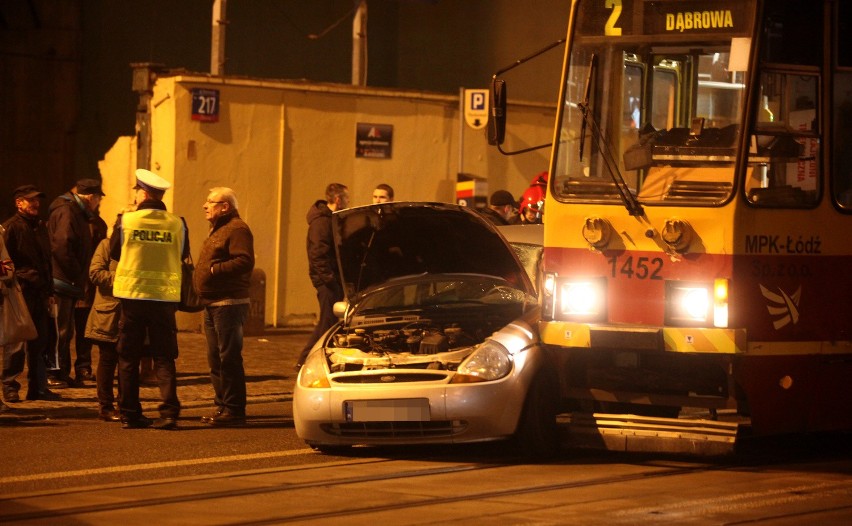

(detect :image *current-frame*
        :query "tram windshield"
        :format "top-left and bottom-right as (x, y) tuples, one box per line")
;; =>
(553, 0), (756, 207)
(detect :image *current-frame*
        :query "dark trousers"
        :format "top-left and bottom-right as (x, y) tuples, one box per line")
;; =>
(297, 282), (342, 365)
(51, 293), (74, 377)
(95, 340), (119, 410)
(203, 304), (249, 416)
(117, 299), (180, 420)
(74, 306), (93, 374)
(2, 293), (51, 396)
(51, 295), (93, 378)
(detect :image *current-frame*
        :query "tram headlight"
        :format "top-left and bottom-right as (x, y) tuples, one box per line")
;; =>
(666, 281), (710, 326)
(557, 277), (606, 321)
(665, 279), (729, 328)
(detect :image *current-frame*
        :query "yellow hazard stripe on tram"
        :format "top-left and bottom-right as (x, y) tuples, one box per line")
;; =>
(540, 321), (746, 354)
(663, 328), (745, 354)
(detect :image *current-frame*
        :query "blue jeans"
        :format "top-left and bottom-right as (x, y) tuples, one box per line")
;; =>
(203, 304), (249, 416)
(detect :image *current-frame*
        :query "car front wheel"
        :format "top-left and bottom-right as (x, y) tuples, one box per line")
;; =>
(514, 370), (561, 459)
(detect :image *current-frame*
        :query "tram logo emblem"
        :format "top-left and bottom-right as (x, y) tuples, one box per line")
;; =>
(759, 284), (801, 329)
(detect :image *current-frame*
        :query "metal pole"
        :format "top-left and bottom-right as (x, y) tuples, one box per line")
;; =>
(458, 87), (465, 176)
(352, 0), (367, 85)
(211, 0), (227, 75)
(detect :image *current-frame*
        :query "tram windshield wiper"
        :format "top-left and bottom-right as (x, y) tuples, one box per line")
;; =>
(576, 54), (644, 217)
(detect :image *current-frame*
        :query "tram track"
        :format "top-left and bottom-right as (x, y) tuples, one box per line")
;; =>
(3, 448), (848, 524)
(0, 454), (710, 523)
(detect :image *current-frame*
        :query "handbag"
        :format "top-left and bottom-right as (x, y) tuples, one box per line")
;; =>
(0, 278), (39, 345)
(179, 255), (204, 313)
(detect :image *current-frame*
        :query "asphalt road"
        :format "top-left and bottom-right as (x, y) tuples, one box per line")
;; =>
(1, 331), (851, 524)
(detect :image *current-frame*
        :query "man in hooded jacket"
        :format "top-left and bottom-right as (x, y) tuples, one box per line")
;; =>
(295, 183), (349, 370)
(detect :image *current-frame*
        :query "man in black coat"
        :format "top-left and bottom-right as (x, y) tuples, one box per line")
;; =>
(47, 178), (104, 386)
(296, 183), (349, 370)
(2, 185), (58, 401)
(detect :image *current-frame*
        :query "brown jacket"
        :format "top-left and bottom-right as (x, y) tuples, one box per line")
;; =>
(84, 238), (120, 342)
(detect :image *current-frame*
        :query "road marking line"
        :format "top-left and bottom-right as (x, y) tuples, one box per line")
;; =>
(0, 449), (317, 484)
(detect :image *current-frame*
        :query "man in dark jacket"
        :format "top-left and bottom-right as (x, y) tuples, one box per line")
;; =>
(478, 190), (517, 226)
(47, 178), (104, 386)
(194, 187), (255, 426)
(296, 183), (349, 369)
(2, 185), (58, 401)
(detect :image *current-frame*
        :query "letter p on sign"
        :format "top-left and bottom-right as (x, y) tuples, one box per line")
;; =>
(464, 88), (489, 130)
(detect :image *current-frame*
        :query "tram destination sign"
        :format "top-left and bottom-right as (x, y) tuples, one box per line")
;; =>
(578, 0), (751, 38)
(643, 0), (750, 35)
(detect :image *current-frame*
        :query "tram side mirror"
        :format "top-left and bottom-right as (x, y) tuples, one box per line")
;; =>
(488, 78), (507, 146)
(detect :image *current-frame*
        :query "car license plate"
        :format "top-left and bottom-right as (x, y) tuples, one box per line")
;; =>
(344, 399), (430, 422)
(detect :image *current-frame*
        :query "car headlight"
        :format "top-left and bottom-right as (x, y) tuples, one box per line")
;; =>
(298, 349), (330, 389)
(450, 340), (512, 384)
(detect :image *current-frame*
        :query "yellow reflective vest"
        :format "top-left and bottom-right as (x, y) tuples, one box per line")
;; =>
(114, 209), (184, 301)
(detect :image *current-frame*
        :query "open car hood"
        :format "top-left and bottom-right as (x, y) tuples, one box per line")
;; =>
(333, 202), (535, 300)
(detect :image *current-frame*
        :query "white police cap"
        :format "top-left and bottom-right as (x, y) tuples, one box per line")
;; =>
(134, 169), (172, 193)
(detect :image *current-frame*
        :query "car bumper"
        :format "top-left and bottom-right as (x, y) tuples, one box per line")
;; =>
(294, 375), (530, 446)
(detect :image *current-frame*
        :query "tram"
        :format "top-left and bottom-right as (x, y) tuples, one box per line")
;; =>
(492, 0), (852, 453)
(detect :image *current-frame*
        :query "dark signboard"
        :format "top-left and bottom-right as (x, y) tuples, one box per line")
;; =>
(576, 0), (751, 38)
(356, 123), (393, 159)
(191, 88), (220, 123)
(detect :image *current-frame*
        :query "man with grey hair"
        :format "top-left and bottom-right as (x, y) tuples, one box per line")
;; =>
(195, 187), (255, 426)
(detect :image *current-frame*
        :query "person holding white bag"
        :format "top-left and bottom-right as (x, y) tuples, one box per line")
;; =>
(2, 185), (58, 403)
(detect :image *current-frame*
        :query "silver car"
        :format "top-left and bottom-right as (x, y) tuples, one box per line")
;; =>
(293, 203), (557, 456)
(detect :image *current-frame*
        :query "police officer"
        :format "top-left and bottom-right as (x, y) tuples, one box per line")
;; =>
(109, 169), (188, 429)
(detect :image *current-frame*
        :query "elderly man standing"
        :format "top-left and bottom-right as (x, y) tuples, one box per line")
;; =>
(47, 178), (105, 387)
(194, 187), (254, 426)
(2, 185), (57, 401)
(109, 169), (188, 429)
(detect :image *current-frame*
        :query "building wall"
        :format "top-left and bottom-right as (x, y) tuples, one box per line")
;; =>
(101, 75), (554, 327)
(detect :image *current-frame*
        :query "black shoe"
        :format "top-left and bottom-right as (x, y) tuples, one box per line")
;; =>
(121, 415), (153, 429)
(210, 413), (246, 427)
(99, 408), (121, 422)
(3, 390), (20, 403)
(76, 370), (96, 383)
(200, 408), (225, 424)
(152, 417), (178, 430)
(47, 377), (68, 389)
(26, 389), (61, 401)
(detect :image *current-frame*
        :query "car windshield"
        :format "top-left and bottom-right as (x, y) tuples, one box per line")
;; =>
(354, 275), (531, 314)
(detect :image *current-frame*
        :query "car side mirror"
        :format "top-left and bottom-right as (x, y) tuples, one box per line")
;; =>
(333, 301), (348, 319)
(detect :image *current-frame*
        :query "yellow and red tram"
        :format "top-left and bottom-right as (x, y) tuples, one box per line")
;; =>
(498, 0), (852, 451)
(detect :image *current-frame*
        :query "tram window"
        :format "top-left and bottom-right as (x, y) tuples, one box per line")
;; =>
(837, 1), (851, 68)
(834, 73), (852, 209)
(747, 72), (819, 207)
(760, 0), (822, 67)
(651, 65), (677, 130)
(832, 2), (852, 209)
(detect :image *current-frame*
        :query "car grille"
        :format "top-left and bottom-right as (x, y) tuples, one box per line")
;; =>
(321, 420), (467, 439)
(332, 372), (449, 384)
